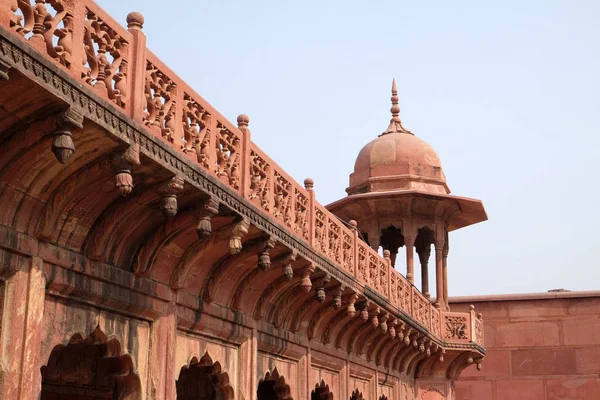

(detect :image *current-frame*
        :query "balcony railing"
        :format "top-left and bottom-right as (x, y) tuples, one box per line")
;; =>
(0, 0), (482, 346)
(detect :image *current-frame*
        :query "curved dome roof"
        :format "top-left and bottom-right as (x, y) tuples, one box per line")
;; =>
(347, 79), (449, 196)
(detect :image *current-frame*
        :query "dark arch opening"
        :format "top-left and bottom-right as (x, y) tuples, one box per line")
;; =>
(40, 325), (141, 400)
(257, 368), (293, 400)
(380, 225), (404, 267)
(311, 379), (333, 400)
(176, 351), (234, 400)
(350, 388), (364, 400)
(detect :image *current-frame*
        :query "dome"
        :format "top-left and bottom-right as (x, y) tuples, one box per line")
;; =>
(347, 80), (449, 196)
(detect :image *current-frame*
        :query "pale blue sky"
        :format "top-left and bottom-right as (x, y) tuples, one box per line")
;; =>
(98, 0), (600, 297)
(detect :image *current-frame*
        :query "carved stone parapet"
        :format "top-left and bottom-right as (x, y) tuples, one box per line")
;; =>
(51, 108), (84, 164)
(111, 143), (140, 196)
(229, 217), (250, 255)
(195, 196), (219, 239)
(157, 175), (184, 217)
(299, 263), (316, 292)
(258, 237), (277, 271)
(314, 274), (331, 303)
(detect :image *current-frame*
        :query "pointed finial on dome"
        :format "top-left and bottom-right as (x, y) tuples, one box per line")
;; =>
(382, 78), (412, 136)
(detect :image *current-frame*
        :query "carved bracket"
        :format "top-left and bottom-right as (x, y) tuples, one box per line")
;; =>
(229, 217), (250, 255)
(157, 175), (184, 217)
(346, 291), (359, 317)
(111, 143), (140, 196)
(258, 236), (277, 271)
(51, 108), (84, 164)
(281, 250), (297, 281)
(314, 274), (331, 303)
(332, 284), (345, 309)
(300, 262), (316, 292)
(195, 196), (220, 239)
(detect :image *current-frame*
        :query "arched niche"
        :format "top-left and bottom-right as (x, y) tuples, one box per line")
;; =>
(257, 368), (293, 400)
(40, 325), (141, 400)
(379, 395), (388, 400)
(176, 351), (234, 400)
(350, 388), (364, 400)
(311, 379), (333, 400)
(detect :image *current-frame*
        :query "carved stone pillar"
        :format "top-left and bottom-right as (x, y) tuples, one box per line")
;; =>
(404, 234), (416, 284)
(435, 240), (445, 310)
(443, 240), (449, 309)
(0, 256), (45, 399)
(417, 246), (431, 298)
(369, 229), (380, 252)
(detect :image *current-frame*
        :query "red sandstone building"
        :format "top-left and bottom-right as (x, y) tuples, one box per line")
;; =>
(0, 1), (597, 399)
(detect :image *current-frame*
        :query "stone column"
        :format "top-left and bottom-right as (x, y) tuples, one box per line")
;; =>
(148, 302), (177, 400)
(369, 230), (380, 252)
(443, 241), (449, 308)
(435, 240), (445, 309)
(417, 246), (431, 298)
(0, 256), (45, 399)
(404, 235), (416, 284)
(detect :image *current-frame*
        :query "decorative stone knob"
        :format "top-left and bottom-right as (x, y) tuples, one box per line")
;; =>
(304, 178), (314, 190)
(126, 12), (144, 29)
(237, 114), (250, 128)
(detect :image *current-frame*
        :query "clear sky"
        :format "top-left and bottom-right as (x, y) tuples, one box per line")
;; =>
(98, 0), (600, 297)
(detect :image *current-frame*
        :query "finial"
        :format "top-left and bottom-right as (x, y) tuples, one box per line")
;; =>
(382, 78), (411, 136)
(126, 12), (144, 29)
(237, 114), (250, 128)
(304, 178), (314, 191)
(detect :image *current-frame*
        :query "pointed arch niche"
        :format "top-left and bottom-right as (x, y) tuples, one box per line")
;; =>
(311, 379), (333, 400)
(350, 388), (364, 400)
(176, 351), (234, 400)
(40, 325), (141, 400)
(257, 368), (293, 400)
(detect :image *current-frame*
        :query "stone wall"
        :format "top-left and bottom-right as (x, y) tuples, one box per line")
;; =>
(452, 292), (600, 400)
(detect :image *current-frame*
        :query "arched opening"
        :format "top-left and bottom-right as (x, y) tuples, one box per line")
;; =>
(311, 379), (333, 400)
(414, 226), (435, 299)
(380, 225), (404, 268)
(349, 388), (364, 400)
(40, 325), (141, 400)
(257, 368), (293, 400)
(176, 351), (234, 400)
(379, 395), (388, 400)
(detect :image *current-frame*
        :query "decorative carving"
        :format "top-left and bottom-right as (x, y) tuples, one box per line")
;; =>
(300, 263), (316, 292)
(0, 58), (10, 80)
(111, 143), (140, 196)
(379, 258), (388, 296)
(40, 326), (141, 399)
(333, 284), (345, 309)
(360, 301), (370, 322)
(257, 368), (293, 400)
(327, 217), (341, 263)
(282, 250), (297, 281)
(10, 0), (73, 67)
(311, 380), (333, 400)
(475, 314), (484, 345)
(350, 388), (364, 400)
(157, 175), (184, 217)
(273, 171), (292, 227)
(176, 351), (234, 400)
(444, 315), (468, 340)
(51, 107), (83, 164)
(294, 188), (309, 241)
(342, 228), (353, 272)
(144, 61), (177, 139)
(229, 217), (250, 255)
(215, 122), (240, 190)
(379, 312), (389, 334)
(249, 150), (270, 211)
(431, 307), (441, 338)
(82, 8), (129, 107)
(314, 274), (331, 303)
(346, 291), (358, 317)
(314, 207), (327, 254)
(182, 93), (211, 169)
(357, 244), (368, 283)
(413, 289), (430, 329)
(369, 252), (379, 291)
(195, 196), (219, 239)
(258, 236), (277, 271)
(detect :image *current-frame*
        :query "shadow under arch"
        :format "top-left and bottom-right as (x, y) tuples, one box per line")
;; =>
(176, 351), (234, 400)
(311, 379), (333, 400)
(40, 325), (141, 400)
(257, 368), (293, 400)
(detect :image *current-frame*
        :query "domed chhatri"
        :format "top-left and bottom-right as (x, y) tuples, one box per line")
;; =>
(348, 79), (448, 196)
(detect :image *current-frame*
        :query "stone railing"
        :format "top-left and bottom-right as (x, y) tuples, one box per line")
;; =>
(0, 0), (482, 346)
